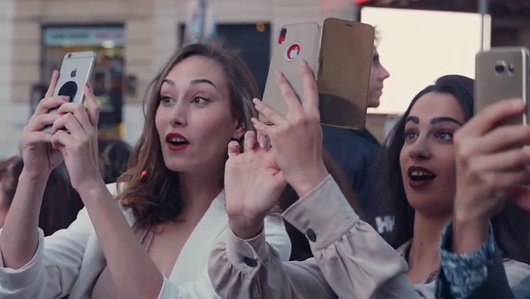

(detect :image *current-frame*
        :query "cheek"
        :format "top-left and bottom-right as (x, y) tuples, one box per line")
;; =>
(438, 150), (456, 181)
(193, 113), (236, 142)
(154, 109), (166, 136)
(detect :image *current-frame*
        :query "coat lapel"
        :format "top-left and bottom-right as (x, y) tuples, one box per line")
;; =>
(168, 190), (228, 284)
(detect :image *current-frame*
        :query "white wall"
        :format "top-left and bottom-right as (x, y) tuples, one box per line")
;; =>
(361, 7), (491, 115)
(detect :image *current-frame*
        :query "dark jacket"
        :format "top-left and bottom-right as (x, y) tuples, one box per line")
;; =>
(321, 125), (381, 212)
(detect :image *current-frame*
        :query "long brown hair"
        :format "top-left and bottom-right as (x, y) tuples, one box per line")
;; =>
(117, 40), (259, 229)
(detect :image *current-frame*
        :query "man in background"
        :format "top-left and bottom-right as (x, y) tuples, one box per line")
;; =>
(322, 46), (390, 220)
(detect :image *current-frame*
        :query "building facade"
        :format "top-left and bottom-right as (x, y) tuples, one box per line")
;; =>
(1, 0), (529, 156)
(2, 0), (333, 156)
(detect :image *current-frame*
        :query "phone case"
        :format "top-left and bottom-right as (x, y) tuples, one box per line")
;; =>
(53, 51), (97, 104)
(44, 51), (96, 133)
(318, 18), (374, 129)
(260, 18), (375, 129)
(260, 21), (321, 124)
(475, 46), (530, 125)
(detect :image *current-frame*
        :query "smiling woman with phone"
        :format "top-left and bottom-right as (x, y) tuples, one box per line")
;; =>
(0, 41), (290, 299)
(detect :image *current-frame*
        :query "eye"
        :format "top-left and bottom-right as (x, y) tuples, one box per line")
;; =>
(435, 130), (453, 140)
(191, 96), (210, 104)
(404, 130), (418, 140)
(160, 96), (172, 104)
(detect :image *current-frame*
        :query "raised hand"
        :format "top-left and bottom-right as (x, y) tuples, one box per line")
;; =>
(452, 98), (530, 252)
(50, 83), (103, 193)
(251, 59), (328, 197)
(225, 131), (287, 239)
(20, 70), (66, 179)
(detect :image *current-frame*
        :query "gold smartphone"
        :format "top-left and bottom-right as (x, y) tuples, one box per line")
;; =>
(260, 21), (321, 124)
(318, 18), (374, 130)
(260, 18), (375, 130)
(475, 46), (530, 125)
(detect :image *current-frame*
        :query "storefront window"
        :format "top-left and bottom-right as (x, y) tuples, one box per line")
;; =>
(41, 25), (125, 139)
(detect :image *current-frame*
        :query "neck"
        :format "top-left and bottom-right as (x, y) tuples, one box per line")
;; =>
(406, 212), (450, 284)
(177, 168), (223, 223)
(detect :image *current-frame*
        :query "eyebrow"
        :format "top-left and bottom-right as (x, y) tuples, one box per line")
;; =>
(405, 116), (462, 126)
(405, 116), (419, 124)
(162, 78), (217, 89)
(431, 117), (462, 126)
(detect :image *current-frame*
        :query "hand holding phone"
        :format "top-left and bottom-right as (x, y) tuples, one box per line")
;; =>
(260, 18), (375, 130)
(44, 51), (96, 133)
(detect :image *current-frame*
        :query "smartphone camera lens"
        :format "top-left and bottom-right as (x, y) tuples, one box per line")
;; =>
(67, 53), (72, 59)
(494, 61), (507, 75)
(278, 28), (286, 44)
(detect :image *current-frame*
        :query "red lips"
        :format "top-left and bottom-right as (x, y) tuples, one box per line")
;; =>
(407, 165), (436, 190)
(165, 133), (189, 151)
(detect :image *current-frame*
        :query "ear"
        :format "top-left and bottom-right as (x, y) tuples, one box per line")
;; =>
(232, 119), (245, 140)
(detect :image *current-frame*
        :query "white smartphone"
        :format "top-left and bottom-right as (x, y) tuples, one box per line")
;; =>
(44, 51), (96, 132)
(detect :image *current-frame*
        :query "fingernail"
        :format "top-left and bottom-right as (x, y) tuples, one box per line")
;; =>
(512, 99), (525, 108)
(259, 135), (268, 148)
(62, 96), (70, 101)
(299, 58), (308, 67)
(245, 136), (254, 149)
(252, 98), (261, 106)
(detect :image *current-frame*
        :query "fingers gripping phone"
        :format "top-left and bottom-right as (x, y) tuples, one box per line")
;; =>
(475, 47), (530, 125)
(260, 18), (375, 130)
(44, 51), (96, 133)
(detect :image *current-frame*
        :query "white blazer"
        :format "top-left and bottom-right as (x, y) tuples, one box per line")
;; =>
(0, 183), (291, 299)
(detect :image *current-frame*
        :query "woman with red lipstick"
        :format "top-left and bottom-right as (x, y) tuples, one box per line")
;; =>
(376, 74), (530, 295)
(0, 40), (290, 299)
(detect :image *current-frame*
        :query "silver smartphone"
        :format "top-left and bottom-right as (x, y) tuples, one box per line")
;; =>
(475, 46), (529, 125)
(44, 51), (96, 132)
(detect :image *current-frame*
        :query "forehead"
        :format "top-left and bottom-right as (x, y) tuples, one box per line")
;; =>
(164, 55), (227, 86)
(408, 92), (465, 123)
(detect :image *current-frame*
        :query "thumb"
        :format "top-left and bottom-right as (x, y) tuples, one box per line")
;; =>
(84, 83), (100, 126)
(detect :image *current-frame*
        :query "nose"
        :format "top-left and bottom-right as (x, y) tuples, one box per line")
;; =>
(408, 136), (431, 160)
(379, 64), (390, 81)
(169, 100), (188, 127)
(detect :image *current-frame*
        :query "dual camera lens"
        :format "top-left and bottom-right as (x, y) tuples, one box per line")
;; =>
(494, 60), (515, 76)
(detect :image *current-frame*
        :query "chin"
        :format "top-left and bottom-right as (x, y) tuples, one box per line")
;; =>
(367, 99), (380, 109)
(162, 156), (194, 173)
(406, 193), (453, 217)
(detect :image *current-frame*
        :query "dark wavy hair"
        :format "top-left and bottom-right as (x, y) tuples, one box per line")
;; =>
(379, 75), (530, 264)
(117, 39), (259, 229)
(98, 138), (132, 184)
